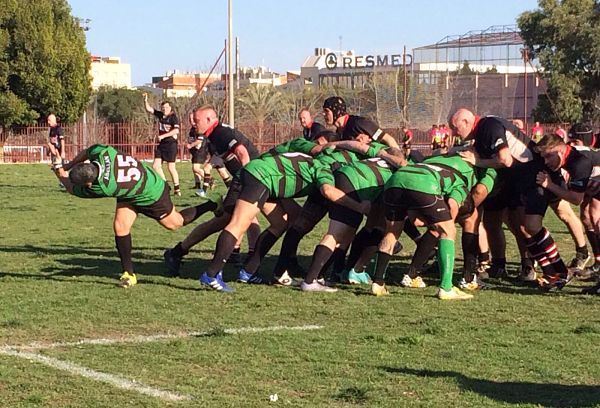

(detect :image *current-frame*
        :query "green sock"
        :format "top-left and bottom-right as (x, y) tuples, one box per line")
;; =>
(438, 238), (455, 290)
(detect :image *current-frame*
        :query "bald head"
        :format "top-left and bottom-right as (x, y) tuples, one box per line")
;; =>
(193, 105), (218, 134)
(450, 108), (476, 139)
(47, 113), (57, 127)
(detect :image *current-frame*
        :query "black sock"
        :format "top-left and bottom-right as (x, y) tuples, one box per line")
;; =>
(403, 219), (421, 242)
(171, 242), (188, 258)
(373, 251), (392, 285)
(331, 247), (347, 278)
(319, 247), (345, 279)
(492, 257), (506, 268)
(478, 250), (490, 263)
(462, 232), (479, 282)
(174, 183), (180, 191)
(345, 227), (371, 271)
(576, 244), (589, 259)
(408, 231), (439, 278)
(305, 245), (334, 283)
(206, 230), (238, 276)
(244, 230), (279, 274)
(223, 177), (233, 187)
(273, 227), (305, 276)
(115, 234), (134, 273)
(204, 175), (213, 189)
(180, 201), (217, 225)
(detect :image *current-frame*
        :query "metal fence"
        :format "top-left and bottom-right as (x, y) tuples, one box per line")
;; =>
(0, 120), (563, 163)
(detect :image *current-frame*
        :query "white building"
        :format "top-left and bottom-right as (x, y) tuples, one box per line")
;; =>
(90, 56), (132, 89)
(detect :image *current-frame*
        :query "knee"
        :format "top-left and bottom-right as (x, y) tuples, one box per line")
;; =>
(114, 221), (131, 236)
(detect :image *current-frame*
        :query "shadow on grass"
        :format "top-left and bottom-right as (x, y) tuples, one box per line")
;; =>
(382, 366), (600, 407)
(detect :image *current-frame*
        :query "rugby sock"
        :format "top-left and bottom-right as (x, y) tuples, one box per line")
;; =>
(115, 234), (134, 273)
(586, 231), (600, 264)
(345, 228), (372, 271)
(526, 228), (568, 276)
(180, 201), (217, 225)
(478, 250), (490, 263)
(438, 239), (455, 291)
(244, 230), (279, 274)
(408, 231), (439, 278)
(305, 245), (334, 283)
(171, 242), (188, 258)
(206, 230), (238, 277)
(319, 247), (346, 279)
(273, 227), (306, 276)
(462, 232), (479, 282)
(403, 219), (421, 242)
(491, 257), (506, 268)
(223, 176), (233, 187)
(575, 244), (589, 261)
(373, 251), (392, 285)
(174, 183), (181, 192)
(247, 222), (261, 254)
(203, 175), (213, 189)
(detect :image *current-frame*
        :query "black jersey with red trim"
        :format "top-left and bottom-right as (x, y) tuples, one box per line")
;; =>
(206, 123), (259, 176)
(48, 126), (64, 150)
(303, 121), (327, 141)
(153, 110), (179, 141)
(473, 116), (535, 164)
(564, 145), (600, 192)
(339, 115), (385, 142)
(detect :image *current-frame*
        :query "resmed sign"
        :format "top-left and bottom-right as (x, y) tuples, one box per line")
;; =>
(325, 52), (412, 70)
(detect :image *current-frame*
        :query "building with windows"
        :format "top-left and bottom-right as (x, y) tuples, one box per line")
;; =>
(90, 56), (132, 89)
(150, 70), (221, 98)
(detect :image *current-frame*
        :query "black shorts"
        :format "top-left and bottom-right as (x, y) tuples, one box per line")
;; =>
(190, 147), (206, 164)
(482, 168), (521, 211)
(518, 159), (562, 216)
(209, 155), (225, 169)
(155, 141), (178, 162)
(222, 176), (243, 213)
(328, 172), (363, 228)
(124, 183), (174, 221)
(383, 188), (451, 224)
(238, 169), (270, 207)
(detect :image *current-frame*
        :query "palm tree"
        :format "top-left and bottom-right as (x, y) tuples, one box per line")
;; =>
(236, 84), (281, 142)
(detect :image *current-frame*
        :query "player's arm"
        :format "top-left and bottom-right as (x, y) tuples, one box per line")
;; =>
(63, 149), (89, 171)
(328, 140), (371, 155)
(379, 133), (399, 148)
(377, 149), (407, 168)
(143, 93), (154, 114)
(158, 126), (180, 141)
(536, 171), (585, 205)
(460, 146), (513, 168)
(53, 167), (75, 194)
(232, 143), (251, 166)
(319, 183), (370, 214)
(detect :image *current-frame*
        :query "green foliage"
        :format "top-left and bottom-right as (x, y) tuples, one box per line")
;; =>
(457, 61), (475, 75)
(236, 84), (281, 124)
(95, 87), (146, 123)
(518, 0), (600, 122)
(0, 0), (91, 126)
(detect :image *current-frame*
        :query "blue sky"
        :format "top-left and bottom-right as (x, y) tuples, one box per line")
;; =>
(68, 0), (540, 86)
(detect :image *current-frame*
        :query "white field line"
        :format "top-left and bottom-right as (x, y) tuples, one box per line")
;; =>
(0, 324), (323, 402)
(0, 324), (324, 351)
(0, 348), (191, 402)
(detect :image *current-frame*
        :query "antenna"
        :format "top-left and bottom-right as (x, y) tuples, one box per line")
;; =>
(76, 17), (91, 31)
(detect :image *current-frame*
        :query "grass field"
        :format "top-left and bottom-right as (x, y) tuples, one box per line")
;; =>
(1, 163), (600, 408)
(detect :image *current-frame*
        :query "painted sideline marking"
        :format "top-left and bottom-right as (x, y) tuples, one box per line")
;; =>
(0, 324), (323, 402)
(1, 324), (324, 351)
(0, 348), (191, 402)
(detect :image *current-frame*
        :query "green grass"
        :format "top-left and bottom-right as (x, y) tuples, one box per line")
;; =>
(1, 163), (600, 407)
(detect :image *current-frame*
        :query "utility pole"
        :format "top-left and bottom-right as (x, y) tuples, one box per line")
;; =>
(521, 48), (529, 131)
(228, 0), (234, 127)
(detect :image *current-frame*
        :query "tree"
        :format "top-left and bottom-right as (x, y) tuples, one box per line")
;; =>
(95, 87), (147, 123)
(0, 0), (91, 126)
(236, 84), (281, 140)
(518, 0), (600, 122)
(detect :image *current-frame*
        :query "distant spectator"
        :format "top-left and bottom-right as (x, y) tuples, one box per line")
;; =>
(531, 121), (544, 143)
(430, 124), (443, 150)
(554, 126), (568, 142)
(401, 126), (413, 153)
(47, 113), (65, 168)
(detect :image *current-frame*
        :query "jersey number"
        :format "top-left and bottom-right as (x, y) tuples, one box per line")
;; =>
(116, 155), (141, 183)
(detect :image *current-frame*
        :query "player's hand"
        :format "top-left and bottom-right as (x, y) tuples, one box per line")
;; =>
(459, 149), (477, 165)
(536, 171), (550, 188)
(186, 143), (192, 149)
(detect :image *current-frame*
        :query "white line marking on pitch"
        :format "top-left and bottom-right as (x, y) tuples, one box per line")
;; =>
(0, 348), (191, 402)
(0, 324), (323, 402)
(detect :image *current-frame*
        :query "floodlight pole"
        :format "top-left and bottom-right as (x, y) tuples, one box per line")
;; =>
(228, 0), (234, 127)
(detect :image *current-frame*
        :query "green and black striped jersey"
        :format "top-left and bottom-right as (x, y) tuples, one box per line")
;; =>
(336, 158), (395, 202)
(244, 152), (334, 199)
(72, 144), (165, 206)
(262, 137), (317, 157)
(385, 155), (477, 205)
